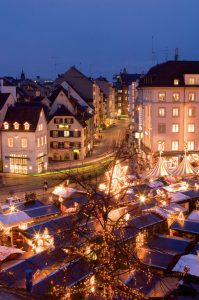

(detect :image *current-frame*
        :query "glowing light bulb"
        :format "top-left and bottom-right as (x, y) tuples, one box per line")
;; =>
(139, 195), (146, 203)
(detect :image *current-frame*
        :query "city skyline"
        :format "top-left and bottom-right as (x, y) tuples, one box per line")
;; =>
(0, 0), (199, 80)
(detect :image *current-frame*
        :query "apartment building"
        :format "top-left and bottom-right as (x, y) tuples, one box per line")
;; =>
(138, 60), (199, 167)
(113, 69), (140, 118)
(48, 87), (93, 161)
(1, 104), (48, 174)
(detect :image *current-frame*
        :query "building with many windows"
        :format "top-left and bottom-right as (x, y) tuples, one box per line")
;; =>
(138, 60), (199, 167)
(48, 87), (93, 161)
(1, 104), (48, 174)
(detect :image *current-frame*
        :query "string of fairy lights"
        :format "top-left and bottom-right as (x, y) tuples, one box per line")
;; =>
(0, 158), (189, 299)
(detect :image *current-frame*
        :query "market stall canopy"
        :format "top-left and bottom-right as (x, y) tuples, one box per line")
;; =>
(52, 186), (83, 198)
(0, 211), (33, 229)
(145, 157), (170, 179)
(172, 154), (197, 176)
(0, 245), (24, 263)
(173, 254), (199, 277)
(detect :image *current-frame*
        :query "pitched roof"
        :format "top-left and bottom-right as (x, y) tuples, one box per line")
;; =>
(139, 60), (199, 87)
(3, 103), (44, 132)
(55, 67), (94, 102)
(0, 93), (11, 110)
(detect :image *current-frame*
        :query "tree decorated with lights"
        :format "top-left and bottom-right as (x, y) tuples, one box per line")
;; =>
(50, 143), (151, 300)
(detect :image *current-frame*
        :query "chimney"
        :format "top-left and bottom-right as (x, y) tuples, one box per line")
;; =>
(175, 48), (179, 61)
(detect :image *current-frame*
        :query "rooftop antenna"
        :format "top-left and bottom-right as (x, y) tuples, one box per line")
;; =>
(175, 48), (179, 61)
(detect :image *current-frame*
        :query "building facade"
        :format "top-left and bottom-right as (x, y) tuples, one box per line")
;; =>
(138, 60), (199, 167)
(1, 104), (48, 174)
(48, 87), (93, 161)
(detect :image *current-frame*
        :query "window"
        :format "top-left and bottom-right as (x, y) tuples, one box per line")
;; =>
(188, 124), (195, 133)
(65, 118), (73, 124)
(54, 118), (63, 124)
(38, 124), (43, 131)
(188, 108), (196, 117)
(52, 142), (58, 149)
(158, 123), (166, 134)
(189, 77), (195, 85)
(188, 93), (195, 101)
(73, 130), (81, 137)
(158, 93), (166, 101)
(172, 141), (179, 151)
(41, 136), (44, 146)
(172, 124), (179, 133)
(173, 93), (180, 101)
(21, 138), (28, 148)
(37, 138), (40, 148)
(158, 108), (166, 117)
(174, 79), (179, 85)
(8, 137), (14, 148)
(64, 131), (70, 137)
(44, 135), (47, 144)
(188, 141), (194, 150)
(52, 131), (58, 137)
(4, 122), (9, 130)
(24, 122), (30, 130)
(118, 103), (122, 107)
(14, 122), (19, 130)
(172, 108), (180, 117)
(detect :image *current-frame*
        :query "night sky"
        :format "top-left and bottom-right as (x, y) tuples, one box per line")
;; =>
(0, 0), (198, 80)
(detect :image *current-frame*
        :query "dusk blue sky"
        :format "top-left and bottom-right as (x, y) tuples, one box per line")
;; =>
(0, 0), (198, 80)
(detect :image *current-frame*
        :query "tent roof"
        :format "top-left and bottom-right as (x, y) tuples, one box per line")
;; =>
(172, 154), (197, 176)
(146, 157), (170, 178)
(0, 211), (33, 228)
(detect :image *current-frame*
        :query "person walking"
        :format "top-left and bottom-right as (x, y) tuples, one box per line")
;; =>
(44, 180), (48, 191)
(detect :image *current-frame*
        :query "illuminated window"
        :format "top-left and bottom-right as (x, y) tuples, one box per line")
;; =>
(4, 122), (9, 130)
(21, 138), (28, 148)
(188, 108), (196, 117)
(118, 97), (121, 100)
(14, 122), (19, 130)
(172, 124), (179, 133)
(38, 124), (43, 131)
(118, 103), (122, 107)
(24, 122), (30, 130)
(158, 93), (166, 101)
(172, 108), (180, 117)
(172, 141), (179, 151)
(8, 137), (14, 148)
(44, 135), (47, 144)
(64, 131), (70, 137)
(173, 93), (180, 101)
(188, 93), (195, 101)
(174, 79), (179, 85)
(37, 137), (40, 148)
(188, 141), (194, 150)
(158, 123), (166, 134)
(189, 77), (195, 85)
(158, 108), (166, 117)
(188, 124), (195, 133)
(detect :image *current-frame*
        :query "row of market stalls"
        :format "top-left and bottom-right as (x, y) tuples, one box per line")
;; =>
(146, 152), (198, 179)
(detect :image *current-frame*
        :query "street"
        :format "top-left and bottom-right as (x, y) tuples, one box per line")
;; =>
(0, 120), (128, 203)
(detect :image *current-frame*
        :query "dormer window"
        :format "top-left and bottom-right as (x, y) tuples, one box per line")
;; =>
(24, 122), (30, 130)
(174, 79), (179, 85)
(14, 122), (19, 130)
(189, 77), (195, 85)
(4, 122), (9, 130)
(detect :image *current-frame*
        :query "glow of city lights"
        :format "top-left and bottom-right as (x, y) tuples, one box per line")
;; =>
(9, 205), (16, 213)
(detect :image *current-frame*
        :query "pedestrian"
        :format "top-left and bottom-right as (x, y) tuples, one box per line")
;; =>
(44, 180), (48, 191)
